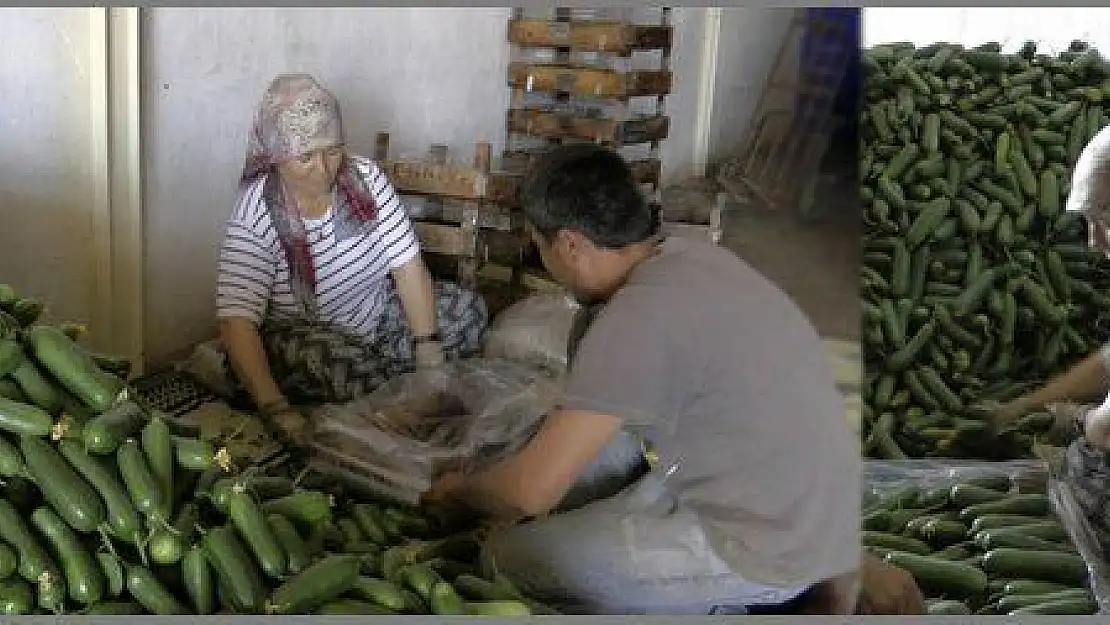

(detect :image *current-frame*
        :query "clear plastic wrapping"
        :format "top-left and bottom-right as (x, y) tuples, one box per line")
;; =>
(864, 458), (1110, 615)
(1048, 443), (1110, 614)
(308, 358), (561, 505)
(481, 292), (582, 376)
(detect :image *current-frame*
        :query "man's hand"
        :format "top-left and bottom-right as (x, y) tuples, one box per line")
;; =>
(420, 471), (486, 532)
(856, 551), (926, 615)
(422, 471), (466, 506)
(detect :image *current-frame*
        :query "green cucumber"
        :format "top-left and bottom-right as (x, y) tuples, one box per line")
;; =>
(266, 553), (361, 615)
(0, 398), (53, 437)
(116, 438), (168, 521)
(83, 601), (145, 615)
(958, 494), (1050, 522)
(314, 599), (397, 615)
(0, 498), (56, 582)
(266, 514), (311, 574)
(227, 488), (286, 579)
(56, 440), (145, 546)
(0, 436), (23, 477)
(261, 491), (334, 533)
(981, 548), (1089, 586)
(0, 543), (15, 580)
(30, 506), (104, 605)
(430, 580), (467, 615)
(884, 550), (989, 599)
(140, 415), (174, 509)
(348, 576), (414, 612)
(464, 600), (534, 616)
(20, 435), (105, 533)
(22, 325), (123, 414)
(183, 545), (215, 615)
(82, 400), (148, 455)
(125, 563), (188, 614)
(202, 525), (266, 613)
(0, 579), (33, 615)
(96, 551), (124, 599)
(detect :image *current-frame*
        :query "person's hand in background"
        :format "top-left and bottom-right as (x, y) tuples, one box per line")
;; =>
(1088, 212), (1110, 259)
(967, 399), (1027, 431)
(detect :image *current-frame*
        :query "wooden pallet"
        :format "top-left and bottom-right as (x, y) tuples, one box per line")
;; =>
(502, 151), (661, 188)
(506, 109), (669, 146)
(508, 63), (671, 99)
(507, 19), (672, 54)
(373, 132), (528, 291)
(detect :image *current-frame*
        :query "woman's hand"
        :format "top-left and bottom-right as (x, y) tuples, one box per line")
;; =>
(414, 340), (446, 369)
(260, 399), (313, 447)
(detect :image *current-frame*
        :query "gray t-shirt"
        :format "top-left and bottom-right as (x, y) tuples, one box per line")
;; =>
(560, 237), (861, 588)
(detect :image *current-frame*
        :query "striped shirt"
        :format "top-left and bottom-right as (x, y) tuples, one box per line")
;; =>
(216, 155), (420, 338)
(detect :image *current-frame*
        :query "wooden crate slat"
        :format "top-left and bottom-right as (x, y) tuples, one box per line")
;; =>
(381, 160), (520, 203)
(507, 19), (672, 53)
(502, 150), (662, 187)
(506, 109), (669, 145)
(508, 63), (671, 98)
(479, 229), (529, 266)
(402, 196), (515, 231)
(413, 222), (474, 257)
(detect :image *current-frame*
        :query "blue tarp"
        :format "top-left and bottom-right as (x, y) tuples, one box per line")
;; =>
(799, 8), (860, 145)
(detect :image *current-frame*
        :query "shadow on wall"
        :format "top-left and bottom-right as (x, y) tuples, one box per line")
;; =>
(0, 195), (96, 329)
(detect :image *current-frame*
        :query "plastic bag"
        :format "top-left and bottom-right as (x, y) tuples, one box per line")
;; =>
(482, 292), (582, 376)
(308, 358), (560, 505)
(1048, 440), (1110, 615)
(863, 458), (1110, 615)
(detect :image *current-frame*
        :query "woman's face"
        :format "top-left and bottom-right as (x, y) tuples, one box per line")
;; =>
(278, 146), (345, 196)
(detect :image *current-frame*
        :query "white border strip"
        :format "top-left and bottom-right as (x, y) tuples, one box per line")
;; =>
(691, 7), (721, 178)
(87, 8), (115, 355)
(108, 7), (146, 376)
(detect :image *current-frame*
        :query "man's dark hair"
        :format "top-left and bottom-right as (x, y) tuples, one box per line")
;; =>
(520, 144), (656, 249)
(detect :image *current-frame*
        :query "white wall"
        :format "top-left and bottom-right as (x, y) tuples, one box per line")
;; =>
(0, 8), (788, 366)
(0, 10), (101, 329)
(708, 8), (795, 165)
(864, 8), (1110, 53)
(140, 7), (785, 364)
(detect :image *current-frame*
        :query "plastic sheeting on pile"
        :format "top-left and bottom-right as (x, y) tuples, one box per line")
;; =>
(865, 458), (1110, 614)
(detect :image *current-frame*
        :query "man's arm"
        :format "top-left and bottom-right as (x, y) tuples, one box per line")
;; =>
(430, 408), (623, 521)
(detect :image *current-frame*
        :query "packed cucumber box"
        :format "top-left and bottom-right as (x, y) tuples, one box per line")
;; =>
(0, 283), (553, 615)
(860, 39), (1110, 615)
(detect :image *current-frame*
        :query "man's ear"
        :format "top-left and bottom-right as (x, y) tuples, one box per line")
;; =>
(557, 229), (590, 256)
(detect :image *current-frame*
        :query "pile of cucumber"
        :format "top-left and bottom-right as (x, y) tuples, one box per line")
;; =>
(860, 40), (1110, 460)
(0, 283), (548, 615)
(863, 469), (1098, 615)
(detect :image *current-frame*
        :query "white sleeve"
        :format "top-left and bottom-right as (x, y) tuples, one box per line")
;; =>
(363, 159), (421, 269)
(1066, 125), (1110, 215)
(216, 189), (277, 325)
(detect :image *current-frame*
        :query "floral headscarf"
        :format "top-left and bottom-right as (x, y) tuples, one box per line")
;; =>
(240, 74), (378, 317)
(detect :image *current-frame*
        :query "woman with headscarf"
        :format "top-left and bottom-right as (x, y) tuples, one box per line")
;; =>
(216, 74), (488, 443)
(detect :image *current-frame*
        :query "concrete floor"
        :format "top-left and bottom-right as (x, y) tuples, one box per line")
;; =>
(663, 144), (861, 342)
(719, 176), (860, 341)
